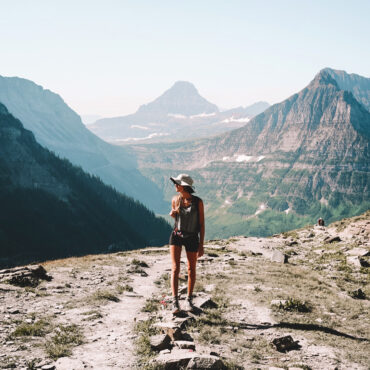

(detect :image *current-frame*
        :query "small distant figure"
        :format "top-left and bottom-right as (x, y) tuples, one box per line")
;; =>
(317, 218), (325, 226)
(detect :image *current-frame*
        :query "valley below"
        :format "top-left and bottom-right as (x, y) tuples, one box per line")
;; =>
(1, 212), (369, 369)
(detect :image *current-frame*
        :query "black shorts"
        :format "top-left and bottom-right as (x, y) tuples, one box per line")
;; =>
(169, 230), (199, 253)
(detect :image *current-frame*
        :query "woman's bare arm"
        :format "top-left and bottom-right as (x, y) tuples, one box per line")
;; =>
(169, 198), (177, 218)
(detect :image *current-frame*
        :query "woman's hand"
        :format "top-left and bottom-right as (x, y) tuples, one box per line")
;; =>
(197, 242), (204, 258)
(169, 209), (177, 218)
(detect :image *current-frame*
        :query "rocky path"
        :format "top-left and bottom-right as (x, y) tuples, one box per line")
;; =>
(54, 253), (171, 370)
(1, 214), (369, 369)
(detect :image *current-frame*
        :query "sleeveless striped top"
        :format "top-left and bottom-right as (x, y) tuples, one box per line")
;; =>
(175, 196), (200, 236)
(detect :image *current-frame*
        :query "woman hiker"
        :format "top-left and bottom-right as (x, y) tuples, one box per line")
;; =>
(169, 174), (205, 314)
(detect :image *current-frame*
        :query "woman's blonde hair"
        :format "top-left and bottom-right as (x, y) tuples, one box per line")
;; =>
(172, 194), (182, 213)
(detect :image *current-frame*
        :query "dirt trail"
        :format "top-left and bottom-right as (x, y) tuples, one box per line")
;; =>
(1, 217), (369, 369)
(55, 253), (170, 370)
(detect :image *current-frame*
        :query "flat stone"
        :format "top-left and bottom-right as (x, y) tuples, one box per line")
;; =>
(271, 250), (288, 263)
(193, 296), (218, 309)
(156, 352), (194, 369)
(150, 334), (171, 351)
(40, 365), (56, 370)
(345, 248), (370, 257)
(173, 316), (195, 330)
(154, 322), (182, 340)
(346, 256), (362, 267)
(54, 358), (85, 369)
(186, 355), (226, 369)
(325, 236), (341, 243)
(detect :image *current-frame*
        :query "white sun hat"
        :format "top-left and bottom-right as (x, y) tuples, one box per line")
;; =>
(170, 173), (194, 188)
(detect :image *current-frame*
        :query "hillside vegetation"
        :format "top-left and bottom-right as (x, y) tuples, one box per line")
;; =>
(0, 103), (171, 268)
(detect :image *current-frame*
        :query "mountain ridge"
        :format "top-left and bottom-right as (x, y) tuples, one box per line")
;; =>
(0, 102), (171, 267)
(129, 68), (370, 238)
(0, 75), (167, 212)
(90, 82), (269, 144)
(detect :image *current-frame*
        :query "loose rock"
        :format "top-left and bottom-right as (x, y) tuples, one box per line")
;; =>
(150, 334), (172, 351)
(186, 355), (227, 369)
(324, 236), (341, 243)
(271, 250), (288, 263)
(272, 335), (301, 352)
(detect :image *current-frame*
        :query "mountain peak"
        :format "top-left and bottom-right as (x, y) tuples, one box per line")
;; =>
(170, 80), (198, 91)
(320, 68), (370, 112)
(137, 81), (219, 116)
(309, 70), (339, 89)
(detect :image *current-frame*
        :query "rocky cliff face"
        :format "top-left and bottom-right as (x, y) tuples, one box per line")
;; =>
(0, 103), (171, 267)
(323, 67), (370, 112)
(130, 69), (370, 238)
(0, 76), (166, 212)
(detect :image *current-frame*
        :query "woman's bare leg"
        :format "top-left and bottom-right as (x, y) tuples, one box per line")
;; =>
(170, 245), (182, 297)
(186, 251), (198, 297)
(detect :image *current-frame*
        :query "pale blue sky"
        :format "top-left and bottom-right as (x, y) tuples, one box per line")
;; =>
(1, 0), (369, 117)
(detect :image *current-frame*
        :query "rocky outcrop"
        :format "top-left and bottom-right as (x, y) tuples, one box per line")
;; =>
(323, 67), (370, 112)
(0, 265), (52, 287)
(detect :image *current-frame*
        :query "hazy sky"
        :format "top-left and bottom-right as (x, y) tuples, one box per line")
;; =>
(1, 0), (369, 117)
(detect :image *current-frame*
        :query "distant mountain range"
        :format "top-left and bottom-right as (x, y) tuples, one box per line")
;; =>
(129, 68), (370, 238)
(0, 103), (171, 268)
(0, 76), (166, 212)
(89, 81), (269, 144)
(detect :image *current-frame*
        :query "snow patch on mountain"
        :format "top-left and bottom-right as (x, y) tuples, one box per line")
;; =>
(190, 112), (217, 118)
(222, 117), (250, 124)
(222, 154), (266, 163)
(168, 113), (187, 119)
(130, 125), (149, 130)
(112, 133), (169, 143)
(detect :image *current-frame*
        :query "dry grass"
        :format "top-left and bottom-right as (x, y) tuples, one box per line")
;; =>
(193, 247), (370, 368)
(45, 324), (84, 359)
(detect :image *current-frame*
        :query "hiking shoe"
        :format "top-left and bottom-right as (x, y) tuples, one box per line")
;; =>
(171, 297), (180, 314)
(184, 295), (195, 311)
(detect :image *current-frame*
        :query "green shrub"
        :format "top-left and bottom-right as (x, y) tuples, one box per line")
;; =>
(275, 298), (312, 312)
(11, 319), (50, 338)
(45, 324), (84, 360)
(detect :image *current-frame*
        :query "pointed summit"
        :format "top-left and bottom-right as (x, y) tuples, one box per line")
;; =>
(321, 68), (370, 112)
(308, 70), (339, 89)
(137, 81), (219, 116)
